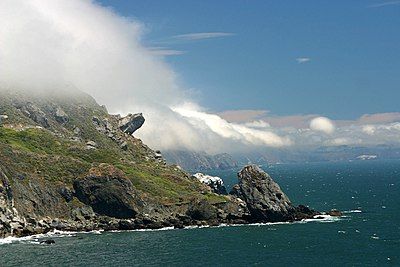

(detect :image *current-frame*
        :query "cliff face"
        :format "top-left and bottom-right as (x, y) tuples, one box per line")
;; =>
(0, 89), (320, 237)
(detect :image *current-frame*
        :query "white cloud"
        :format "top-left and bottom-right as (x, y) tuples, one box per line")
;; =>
(148, 47), (185, 56)
(0, 0), (288, 154)
(368, 1), (400, 8)
(309, 117), (335, 134)
(296, 57), (311, 64)
(244, 120), (271, 129)
(1, 0), (399, 154)
(173, 32), (235, 41)
(172, 104), (291, 149)
(362, 125), (376, 135)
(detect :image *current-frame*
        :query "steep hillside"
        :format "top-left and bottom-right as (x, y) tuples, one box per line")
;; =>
(0, 89), (320, 237)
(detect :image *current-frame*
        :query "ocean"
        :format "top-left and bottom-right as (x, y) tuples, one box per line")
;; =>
(1, 160), (399, 266)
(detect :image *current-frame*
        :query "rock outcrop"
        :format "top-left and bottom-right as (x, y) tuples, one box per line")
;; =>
(54, 107), (69, 124)
(119, 113), (145, 135)
(16, 102), (50, 128)
(193, 173), (227, 195)
(74, 165), (143, 219)
(231, 165), (314, 222)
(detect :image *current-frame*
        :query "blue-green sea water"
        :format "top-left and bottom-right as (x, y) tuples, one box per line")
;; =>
(1, 160), (399, 266)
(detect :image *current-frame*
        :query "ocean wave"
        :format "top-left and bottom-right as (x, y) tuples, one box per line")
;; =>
(301, 214), (342, 223)
(1, 215), (343, 245)
(342, 210), (362, 214)
(0, 229), (100, 246)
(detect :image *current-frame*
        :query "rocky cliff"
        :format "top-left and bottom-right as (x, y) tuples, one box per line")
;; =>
(0, 89), (324, 238)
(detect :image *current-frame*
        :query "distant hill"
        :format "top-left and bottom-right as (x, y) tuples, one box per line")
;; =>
(232, 145), (400, 165)
(163, 150), (238, 171)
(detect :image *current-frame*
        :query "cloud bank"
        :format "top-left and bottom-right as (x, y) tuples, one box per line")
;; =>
(1, 0), (399, 154)
(0, 0), (290, 154)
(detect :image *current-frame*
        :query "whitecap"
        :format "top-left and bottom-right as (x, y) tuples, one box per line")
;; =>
(342, 210), (362, 213)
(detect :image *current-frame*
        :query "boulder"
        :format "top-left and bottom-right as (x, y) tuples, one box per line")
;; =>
(86, 141), (97, 150)
(119, 113), (145, 135)
(73, 164), (143, 219)
(0, 115), (8, 126)
(54, 107), (69, 124)
(193, 173), (227, 195)
(231, 165), (295, 222)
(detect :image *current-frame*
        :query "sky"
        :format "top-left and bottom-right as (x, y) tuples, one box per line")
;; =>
(98, 0), (400, 119)
(1, 0), (400, 154)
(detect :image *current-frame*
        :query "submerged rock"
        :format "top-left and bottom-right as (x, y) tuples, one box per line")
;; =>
(118, 113), (145, 135)
(193, 173), (227, 195)
(40, 239), (55, 245)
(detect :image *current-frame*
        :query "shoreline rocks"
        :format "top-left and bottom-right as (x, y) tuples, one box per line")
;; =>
(1, 164), (329, 239)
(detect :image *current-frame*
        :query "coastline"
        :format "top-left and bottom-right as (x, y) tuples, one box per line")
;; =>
(0, 213), (343, 245)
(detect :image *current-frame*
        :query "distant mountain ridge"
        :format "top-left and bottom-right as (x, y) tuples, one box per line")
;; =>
(163, 144), (400, 171)
(163, 150), (238, 171)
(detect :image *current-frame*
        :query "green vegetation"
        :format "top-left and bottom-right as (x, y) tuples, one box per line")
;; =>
(0, 90), (214, 207)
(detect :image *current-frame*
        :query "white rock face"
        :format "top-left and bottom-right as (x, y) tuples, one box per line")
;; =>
(193, 173), (227, 195)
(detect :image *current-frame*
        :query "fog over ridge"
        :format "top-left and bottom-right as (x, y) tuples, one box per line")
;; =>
(1, 0), (399, 153)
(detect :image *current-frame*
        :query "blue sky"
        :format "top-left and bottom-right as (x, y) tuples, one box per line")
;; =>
(2, 0), (400, 152)
(97, 0), (400, 120)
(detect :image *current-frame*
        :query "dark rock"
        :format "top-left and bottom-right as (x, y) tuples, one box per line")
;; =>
(294, 205), (317, 220)
(118, 220), (135, 230)
(59, 187), (74, 202)
(40, 239), (55, 245)
(73, 164), (142, 219)
(328, 209), (342, 217)
(118, 113), (145, 135)
(187, 199), (218, 221)
(231, 165), (295, 222)
(17, 174), (26, 181)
